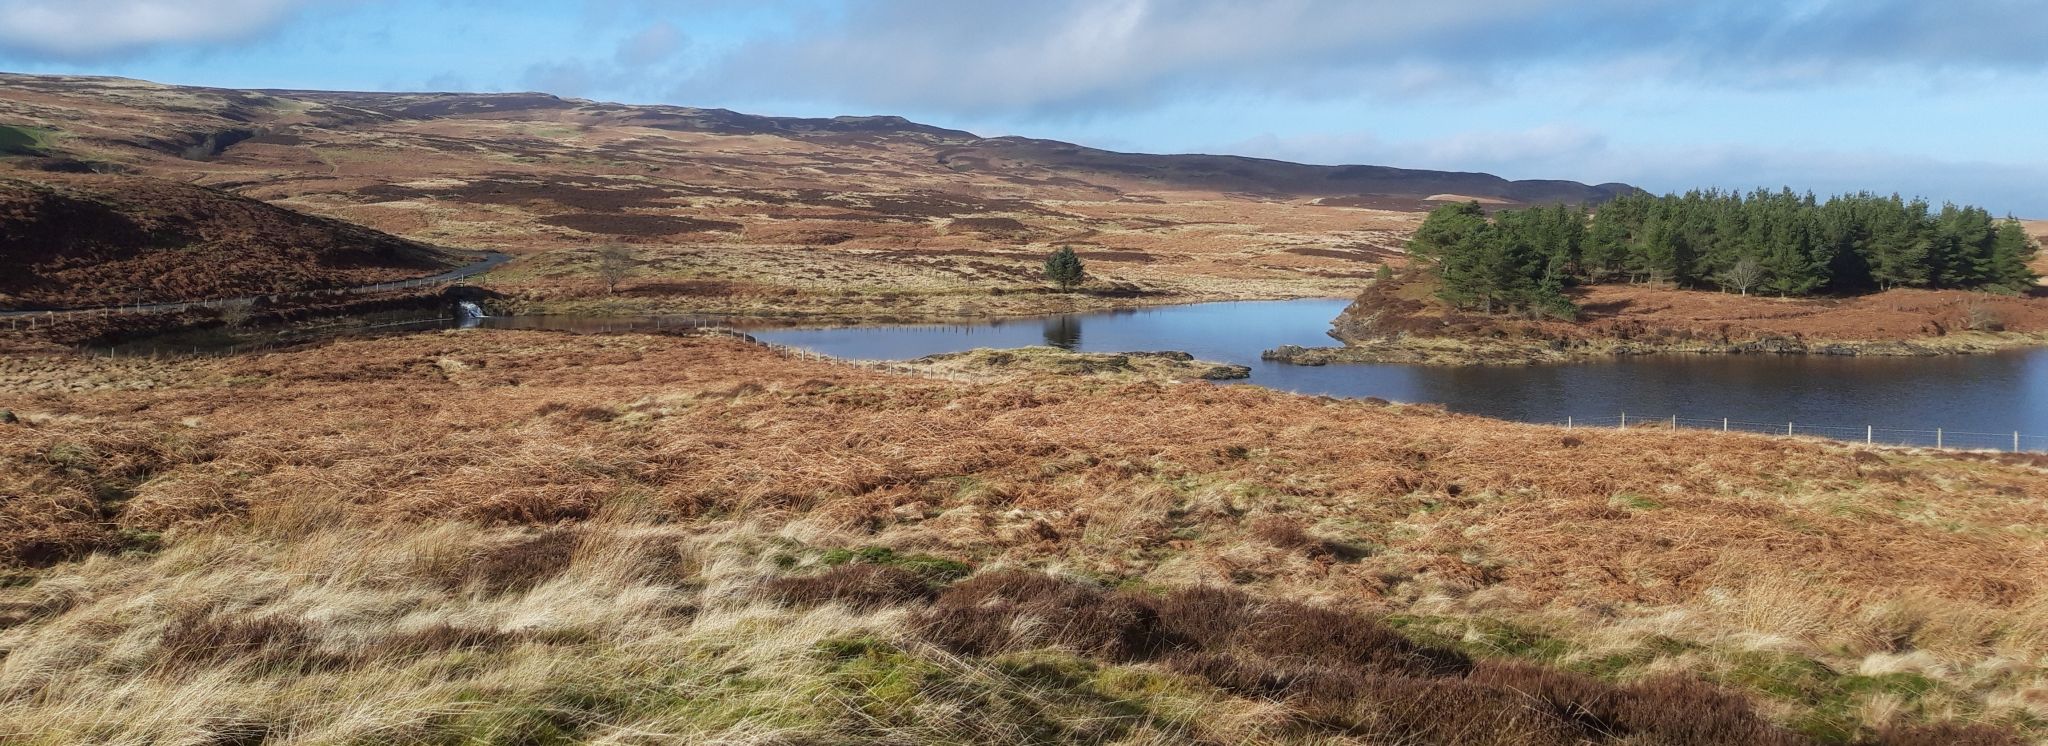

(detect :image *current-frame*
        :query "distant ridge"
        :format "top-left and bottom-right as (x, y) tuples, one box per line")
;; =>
(0, 73), (1634, 208)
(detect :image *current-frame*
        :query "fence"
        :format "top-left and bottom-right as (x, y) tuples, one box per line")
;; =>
(1552, 414), (2048, 453)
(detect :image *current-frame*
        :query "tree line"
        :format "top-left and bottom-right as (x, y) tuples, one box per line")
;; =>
(1409, 189), (2039, 318)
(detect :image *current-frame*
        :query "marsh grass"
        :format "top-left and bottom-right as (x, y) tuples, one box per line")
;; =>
(3, 331), (2047, 742)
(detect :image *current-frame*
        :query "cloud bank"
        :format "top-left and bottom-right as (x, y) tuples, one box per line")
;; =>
(0, 0), (324, 60)
(682, 0), (2048, 114)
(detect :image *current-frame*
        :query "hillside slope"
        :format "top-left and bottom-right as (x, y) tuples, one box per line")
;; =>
(0, 74), (1633, 318)
(0, 172), (460, 310)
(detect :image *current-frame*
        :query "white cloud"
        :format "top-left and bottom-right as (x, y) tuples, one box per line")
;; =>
(677, 0), (2048, 115)
(0, 0), (325, 59)
(614, 20), (683, 67)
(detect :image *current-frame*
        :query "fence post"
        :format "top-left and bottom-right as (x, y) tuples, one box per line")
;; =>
(1566, 416), (1572, 430)
(1936, 428), (1943, 449)
(1867, 425), (1873, 445)
(1787, 421), (1794, 436)
(2017, 432), (2023, 453)
(1619, 412), (1626, 430)
(1670, 414), (1677, 429)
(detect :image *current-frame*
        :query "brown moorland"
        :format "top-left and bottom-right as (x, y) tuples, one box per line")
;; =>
(2, 329), (2046, 742)
(0, 74), (1630, 319)
(0, 171), (460, 310)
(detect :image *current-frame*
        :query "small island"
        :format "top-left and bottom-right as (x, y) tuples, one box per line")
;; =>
(1269, 190), (2048, 365)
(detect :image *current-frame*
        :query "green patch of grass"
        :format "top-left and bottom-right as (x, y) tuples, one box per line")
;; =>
(1610, 492), (1662, 510)
(1720, 651), (1962, 743)
(0, 125), (51, 156)
(818, 546), (973, 584)
(1383, 614), (1572, 663)
(1569, 635), (1701, 679)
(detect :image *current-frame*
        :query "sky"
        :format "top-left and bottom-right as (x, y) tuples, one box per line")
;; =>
(3, 0), (2047, 215)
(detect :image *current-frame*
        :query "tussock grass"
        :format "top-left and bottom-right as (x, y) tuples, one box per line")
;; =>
(3, 330), (2048, 742)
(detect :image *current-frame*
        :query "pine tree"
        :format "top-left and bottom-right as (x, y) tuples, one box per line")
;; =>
(1408, 201), (1489, 265)
(1043, 246), (1086, 292)
(1989, 218), (2041, 292)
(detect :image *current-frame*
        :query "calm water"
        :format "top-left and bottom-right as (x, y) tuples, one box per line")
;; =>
(484, 299), (2048, 443)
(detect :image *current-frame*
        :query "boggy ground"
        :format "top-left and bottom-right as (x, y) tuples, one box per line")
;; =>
(1271, 273), (2048, 365)
(3, 330), (2048, 743)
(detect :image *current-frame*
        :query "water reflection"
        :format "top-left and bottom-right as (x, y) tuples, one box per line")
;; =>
(474, 299), (2048, 437)
(1042, 315), (1081, 349)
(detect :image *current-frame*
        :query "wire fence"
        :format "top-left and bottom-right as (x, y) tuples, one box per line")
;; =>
(1551, 414), (2047, 453)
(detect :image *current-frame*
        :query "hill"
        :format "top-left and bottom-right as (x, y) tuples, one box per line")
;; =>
(0, 73), (1633, 318)
(0, 171), (461, 310)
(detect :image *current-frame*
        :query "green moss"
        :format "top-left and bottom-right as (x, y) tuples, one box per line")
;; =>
(1718, 651), (1968, 743)
(1384, 614), (1572, 663)
(818, 546), (972, 584)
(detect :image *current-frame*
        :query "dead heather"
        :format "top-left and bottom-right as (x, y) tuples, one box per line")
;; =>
(2, 330), (2048, 742)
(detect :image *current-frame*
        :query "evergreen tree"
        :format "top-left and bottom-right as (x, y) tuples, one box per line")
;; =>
(1043, 246), (1086, 292)
(1408, 201), (1490, 265)
(1401, 188), (2035, 309)
(1989, 218), (2041, 291)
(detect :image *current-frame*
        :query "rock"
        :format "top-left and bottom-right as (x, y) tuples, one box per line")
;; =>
(1261, 345), (1328, 365)
(1197, 364), (1252, 380)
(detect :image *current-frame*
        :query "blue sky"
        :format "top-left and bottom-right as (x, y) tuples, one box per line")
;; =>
(4, 0), (2047, 215)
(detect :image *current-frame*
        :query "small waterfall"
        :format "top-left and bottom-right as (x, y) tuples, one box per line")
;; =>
(456, 301), (487, 329)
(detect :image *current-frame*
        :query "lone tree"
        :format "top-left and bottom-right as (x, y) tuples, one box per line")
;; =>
(1044, 246), (1086, 292)
(1719, 256), (1764, 296)
(596, 245), (637, 295)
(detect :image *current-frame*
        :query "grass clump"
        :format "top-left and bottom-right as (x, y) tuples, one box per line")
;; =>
(818, 545), (973, 583)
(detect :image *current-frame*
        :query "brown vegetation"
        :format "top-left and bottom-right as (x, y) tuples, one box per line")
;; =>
(3, 329), (2048, 741)
(0, 73), (1450, 319)
(0, 172), (458, 310)
(1308, 272), (2048, 363)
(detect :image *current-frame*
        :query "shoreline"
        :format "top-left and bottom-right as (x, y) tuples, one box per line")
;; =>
(1264, 330), (2048, 366)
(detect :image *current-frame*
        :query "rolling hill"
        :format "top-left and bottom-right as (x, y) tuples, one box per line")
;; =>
(0, 171), (460, 311)
(0, 73), (1633, 318)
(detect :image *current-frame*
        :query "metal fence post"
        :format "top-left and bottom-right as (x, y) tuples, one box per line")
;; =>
(1936, 428), (1943, 448)
(1670, 414), (1677, 429)
(1619, 412), (1626, 430)
(1566, 416), (1572, 430)
(1722, 418), (1729, 432)
(1787, 421), (1793, 436)
(1866, 425), (1873, 445)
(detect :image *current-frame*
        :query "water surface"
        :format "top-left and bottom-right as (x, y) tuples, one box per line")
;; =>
(488, 299), (2048, 448)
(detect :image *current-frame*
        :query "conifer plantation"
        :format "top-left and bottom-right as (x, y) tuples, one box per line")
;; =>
(1412, 190), (2041, 318)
